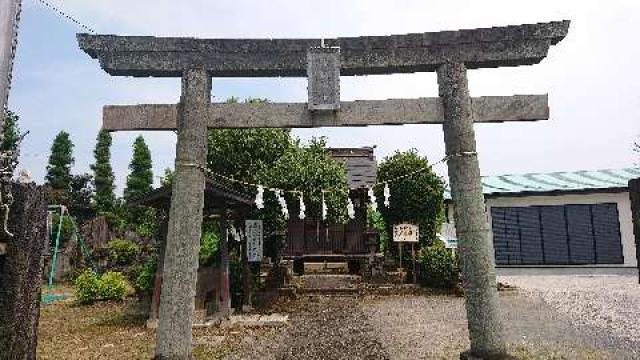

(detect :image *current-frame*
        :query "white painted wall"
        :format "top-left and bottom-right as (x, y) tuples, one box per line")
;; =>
(444, 191), (637, 267)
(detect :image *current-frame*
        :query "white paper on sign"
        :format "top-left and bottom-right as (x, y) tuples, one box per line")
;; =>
(245, 220), (264, 262)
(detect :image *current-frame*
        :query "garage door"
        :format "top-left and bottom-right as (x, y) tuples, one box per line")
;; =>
(490, 203), (623, 265)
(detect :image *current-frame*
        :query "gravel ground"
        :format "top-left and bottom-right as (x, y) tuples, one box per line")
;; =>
(224, 275), (640, 359)
(499, 275), (640, 353)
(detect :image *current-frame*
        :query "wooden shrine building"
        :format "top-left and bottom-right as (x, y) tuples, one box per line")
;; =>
(283, 147), (378, 261)
(129, 178), (253, 323)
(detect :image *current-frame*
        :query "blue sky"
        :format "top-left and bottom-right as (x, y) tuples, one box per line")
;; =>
(8, 0), (640, 194)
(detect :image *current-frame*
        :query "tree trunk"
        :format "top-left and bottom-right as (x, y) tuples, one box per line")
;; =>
(0, 182), (47, 360)
(437, 62), (506, 357)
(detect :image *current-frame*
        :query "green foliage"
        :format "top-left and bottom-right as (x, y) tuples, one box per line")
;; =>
(69, 173), (94, 222)
(367, 208), (390, 252)
(124, 136), (153, 200)
(102, 199), (129, 233)
(377, 149), (446, 246)
(73, 270), (101, 304)
(106, 238), (140, 265)
(417, 241), (459, 289)
(133, 207), (158, 238)
(49, 213), (74, 247)
(74, 270), (129, 304)
(260, 137), (349, 223)
(98, 272), (129, 301)
(130, 257), (157, 294)
(92, 129), (116, 213)
(160, 167), (174, 188)
(199, 224), (221, 266)
(207, 103), (349, 254)
(1, 110), (21, 153)
(45, 131), (75, 194)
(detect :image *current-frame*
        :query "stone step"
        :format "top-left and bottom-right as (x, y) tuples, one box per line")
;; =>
(301, 274), (362, 290)
(304, 261), (349, 274)
(300, 287), (361, 296)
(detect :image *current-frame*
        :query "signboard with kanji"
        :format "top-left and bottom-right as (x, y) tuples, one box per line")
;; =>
(393, 223), (419, 242)
(245, 220), (263, 262)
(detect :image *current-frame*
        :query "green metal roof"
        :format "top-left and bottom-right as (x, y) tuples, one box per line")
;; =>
(444, 167), (640, 199)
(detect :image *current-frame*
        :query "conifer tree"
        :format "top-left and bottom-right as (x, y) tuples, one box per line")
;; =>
(1, 110), (21, 153)
(91, 129), (115, 213)
(45, 131), (74, 192)
(124, 135), (153, 200)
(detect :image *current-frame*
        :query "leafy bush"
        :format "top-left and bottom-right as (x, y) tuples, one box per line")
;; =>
(199, 229), (220, 266)
(376, 150), (446, 247)
(130, 256), (157, 295)
(99, 271), (128, 301)
(417, 241), (459, 289)
(73, 270), (129, 304)
(106, 238), (140, 264)
(73, 270), (101, 304)
(367, 208), (389, 252)
(49, 213), (74, 247)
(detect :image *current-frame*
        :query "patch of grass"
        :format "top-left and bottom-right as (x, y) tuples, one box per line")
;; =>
(509, 343), (608, 360)
(37, 300), (154, 359)
(37, 298), (257, 359)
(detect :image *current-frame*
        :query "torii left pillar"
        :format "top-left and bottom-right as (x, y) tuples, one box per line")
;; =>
(155, 68), (210, 359)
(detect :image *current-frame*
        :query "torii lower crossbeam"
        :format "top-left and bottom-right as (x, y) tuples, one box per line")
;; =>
(102, 95), (548, 131)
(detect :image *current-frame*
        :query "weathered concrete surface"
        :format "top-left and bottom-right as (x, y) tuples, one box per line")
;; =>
(438, 62), (506, 356)
(154, 68), (210, 359)
(103, 95), (549, 131)
(0, 183), (47, 360)
(0, 0), (21, 114)
(307, 47), (340, 111)
(77, 20), (569, 77)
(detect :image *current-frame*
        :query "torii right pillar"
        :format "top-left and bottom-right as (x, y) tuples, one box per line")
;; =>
(438, 62), (506, 358)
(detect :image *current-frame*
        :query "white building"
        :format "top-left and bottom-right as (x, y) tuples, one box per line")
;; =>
(444, 168), (639, 275)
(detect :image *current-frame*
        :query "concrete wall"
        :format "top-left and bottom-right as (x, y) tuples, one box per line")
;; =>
(444, 191), (637, 269)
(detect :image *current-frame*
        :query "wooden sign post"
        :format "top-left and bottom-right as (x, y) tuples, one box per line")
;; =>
(394, 223), (419, 283)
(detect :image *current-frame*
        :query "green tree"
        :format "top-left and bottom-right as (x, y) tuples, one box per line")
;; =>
(376, 149), (446, 246)
(259, 137), (349, 223)
(1, 110), (21, 153)
(160, 167), (174, 188)
(91, 129), (116, 213)
(207, 101), (349, 256)
(45, 131), (74, 194)
(124, 136), (153, 200)
(69, 173), (94, 222)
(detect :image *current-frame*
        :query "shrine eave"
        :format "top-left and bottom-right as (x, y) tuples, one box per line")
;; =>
(77, 20), (569, 78)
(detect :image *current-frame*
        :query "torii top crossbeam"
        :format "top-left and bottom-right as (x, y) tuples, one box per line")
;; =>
(77, 20), (569, 77)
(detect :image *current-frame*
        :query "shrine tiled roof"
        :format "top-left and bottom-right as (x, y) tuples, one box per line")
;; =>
(328, 147), (377, 189)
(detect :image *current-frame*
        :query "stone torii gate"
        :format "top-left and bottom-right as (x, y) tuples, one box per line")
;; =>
(78, 20), (569, 359)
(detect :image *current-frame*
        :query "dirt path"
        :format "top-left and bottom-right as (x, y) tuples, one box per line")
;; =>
(226, 295), (389, 360)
